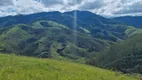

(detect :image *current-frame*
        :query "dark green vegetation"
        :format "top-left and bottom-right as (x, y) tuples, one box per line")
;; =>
(94, 34), (142, 74)
(0, 53), (139, 80)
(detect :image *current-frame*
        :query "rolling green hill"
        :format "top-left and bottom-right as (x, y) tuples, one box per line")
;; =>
(0, 53), (138, 80)
(94, 34), (142, 74)
(0, 20), (108, 62)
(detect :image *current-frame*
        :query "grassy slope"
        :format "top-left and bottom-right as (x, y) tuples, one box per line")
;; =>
(0, 53), (138, 80)
(125, 26), (142, 37)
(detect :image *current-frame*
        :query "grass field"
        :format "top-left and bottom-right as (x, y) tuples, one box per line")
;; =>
(0, 53), (139, 80)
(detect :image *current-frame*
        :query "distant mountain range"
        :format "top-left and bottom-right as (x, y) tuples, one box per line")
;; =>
(0, 11), (141, 41)
(0, 11), (116, 28)
(0, 10), (142, 62)
(1, 11), (142, 28)
(113, 16), (142, 28)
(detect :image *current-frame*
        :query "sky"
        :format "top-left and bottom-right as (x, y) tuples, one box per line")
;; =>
(0, 0), (142, 17)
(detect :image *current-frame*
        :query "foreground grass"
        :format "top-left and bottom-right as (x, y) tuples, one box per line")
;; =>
(0, 53), (138, 80)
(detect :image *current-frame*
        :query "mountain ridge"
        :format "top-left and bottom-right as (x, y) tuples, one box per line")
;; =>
(113, 16), (142, 28)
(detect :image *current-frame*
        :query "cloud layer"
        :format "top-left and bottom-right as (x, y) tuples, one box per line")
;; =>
(0, 0), (142, 17)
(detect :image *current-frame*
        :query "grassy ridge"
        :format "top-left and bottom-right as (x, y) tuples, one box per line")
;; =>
(0, 53), (138, 80)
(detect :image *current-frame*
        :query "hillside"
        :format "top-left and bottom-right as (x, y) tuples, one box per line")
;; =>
(0, 53), (138, 80)
(0, 20), (108, 62)
(94, 34), (142, 74)
(0, 11), (142, 63)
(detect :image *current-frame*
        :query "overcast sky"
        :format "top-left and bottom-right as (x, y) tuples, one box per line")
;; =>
(0, 0), (142, 17)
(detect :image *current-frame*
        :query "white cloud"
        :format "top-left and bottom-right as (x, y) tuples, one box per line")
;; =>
(0, 0), (14, 6)
(97, 0), (142, 16)
(0, 0), (142, 17)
